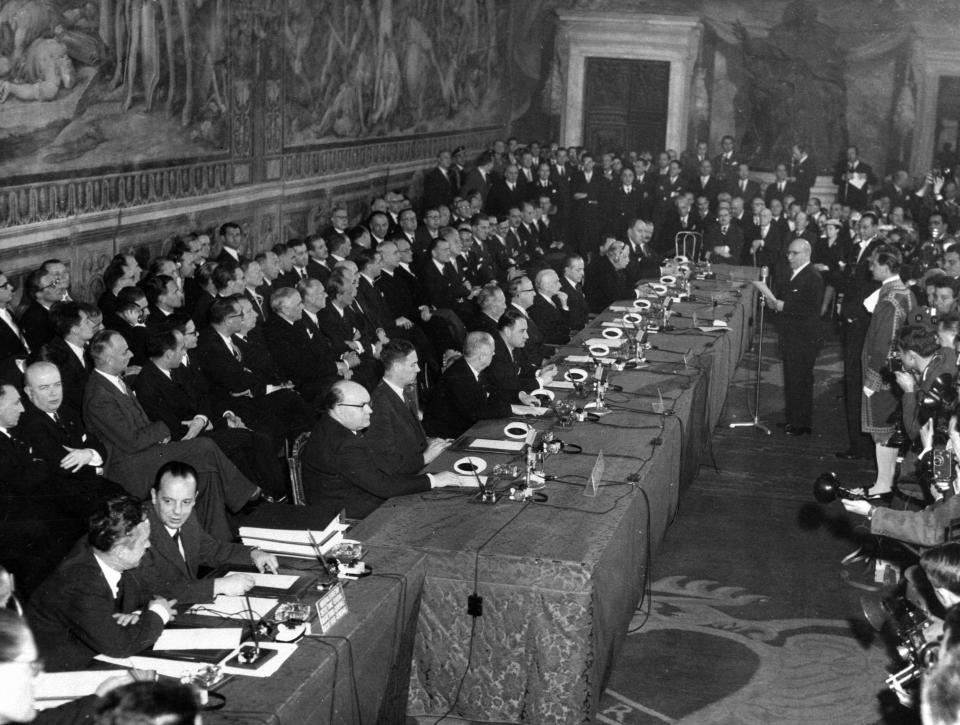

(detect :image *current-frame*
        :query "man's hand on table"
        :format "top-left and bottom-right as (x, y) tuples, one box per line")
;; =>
(214, 573), (256, 596)
(251, 549), (280, 574)
(423, 438), (452, 464)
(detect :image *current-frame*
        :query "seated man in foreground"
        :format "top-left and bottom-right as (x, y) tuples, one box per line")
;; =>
(300, 380), (464, 518)
(134, 460), (279, 605)
(26, 496), (177, 671)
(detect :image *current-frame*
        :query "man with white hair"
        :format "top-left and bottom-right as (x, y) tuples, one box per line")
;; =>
(529, 268), (570, 345)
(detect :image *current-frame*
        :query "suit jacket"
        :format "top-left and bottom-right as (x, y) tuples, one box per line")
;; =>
(486, 180), (528, 218)
(0, 309), (29, 363)
(791, 155), (817, 204)
(558, 276), (588, 331)
(727, 178), (761, 202)
(764, 180), (799, 206)
(834, 160), (875, 211)
(133, 361), (214, 439)
(461, 168), (492, 206)
(133, 506), (250, 604)
(839, 237), (884, 324)
(0, 427), (55, 522)
(420, 258), (472, 311)
(300, 415), (431, 518)
(774, 264), (824, 337)
(317, 303), (367, 357)
(17, 401), (107, 481)
(195, 327), (269, 400)
(263, 314), (339, 402)
(422, 166), (457, 210)
(704, 223), (745, 263)
(713, 152), (741, 181)
(215, 248), (245, 266)
(423, 357), (512, 438)
(691, 175), (723, 206)
(529, 293), (570, 345)
(41, 336), (90, 415)
(243, 287), (268, 325)
(19, 301), (56, 351)
(602, 186), (643, 237)
(486, 334), (538, 404)
(27, 540), (164, 671)
(306, 258), (331, 285)
(584, 257), (632, 313)
(356, 275), (394, 332)
(367, 380), (427, 476)
(377, 268), (422, 321)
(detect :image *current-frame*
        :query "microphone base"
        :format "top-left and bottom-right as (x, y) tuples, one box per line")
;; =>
(225, 645), (279, 670)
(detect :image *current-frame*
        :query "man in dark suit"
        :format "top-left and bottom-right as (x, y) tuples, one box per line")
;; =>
(40, 302), (95, 414)
(424, 332), (516, 438)
(704, 207), (745, 263)
(468, 283), (506, 337)
(300, 381), (461, 518)
(134, 461), (278, 605)
(422, 150), (457, 211)
(585, 241), (633, 313)
(623, 219), (663, 283)
(134, 328), (287, 499)
(215, 221), (245, 266)
(26, 496), (176, 671)
(753, 240), (824, 435)
(602, 167), (643, 238)
(506, 275), (550, 369)
(712, 135), (741, 182)
(316, 273), (383, 390)
(486, 164), (528, 219)
(196, 296), (315, 437)
(571, 153), (605, 259)
(836, 213), (885, 460)
(727, 163), (762, 203)
(486, 310), (557, 405)
(264, 287), (344, 403)
(558, 255), (589, 331)
(655, 195), (698, 256)
(461, 151), (495, 209)
(304, 234), (331, 286)
(84, 329), (261, 541)
(743, 208), (784, 271)
(18, 362), (125, 518)
(419, 233), (476, 324)
(0, 270), (29, 365)
(367, 340), (449, 476)
(692, 159), (723, 209)
(790, 143), (817, 205)
(654, 161), (686, 224)
(764, 163), (799, 206)
(833, 146), (876, 212)
(19, 268), (60, 352)
(529, 269), (571, 345)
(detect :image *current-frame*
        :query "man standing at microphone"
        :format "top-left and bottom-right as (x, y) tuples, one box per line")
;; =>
(753, 240), (825, 435)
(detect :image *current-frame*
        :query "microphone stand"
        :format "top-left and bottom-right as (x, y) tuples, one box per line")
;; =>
(730, 266), (771, 435)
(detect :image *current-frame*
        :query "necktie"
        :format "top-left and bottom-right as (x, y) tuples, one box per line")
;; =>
(115, 577), (125, 613)
(231, 344), (242, 363)
(0, 309), (28, 352)
(403, 385), (420, 423)
(742, 181), (747, 192)
(172, 529), (187, 566)
(721, 226), (728, 234)
(52, 411), (60, 425)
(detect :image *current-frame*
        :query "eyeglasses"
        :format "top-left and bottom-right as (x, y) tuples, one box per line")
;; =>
(338, 401), (372, 410)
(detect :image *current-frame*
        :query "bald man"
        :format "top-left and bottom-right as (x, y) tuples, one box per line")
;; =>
(300, 380), (464, 518)
(753, 239), (824, 435)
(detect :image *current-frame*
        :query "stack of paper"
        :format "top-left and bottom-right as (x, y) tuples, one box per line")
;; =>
(239, 516), (348, 558)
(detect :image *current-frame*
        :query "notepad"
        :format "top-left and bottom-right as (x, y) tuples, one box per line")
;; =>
(225, 572), (299, 589)
(467, 438), (525, 452)
(153, 628), (242, 651)
(186, 595), (277, 619)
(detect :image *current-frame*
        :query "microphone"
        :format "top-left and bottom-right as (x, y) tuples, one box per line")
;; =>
(760, 266), (769, 284)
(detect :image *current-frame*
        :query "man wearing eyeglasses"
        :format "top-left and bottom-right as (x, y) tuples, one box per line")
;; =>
(301, 380), (465, 518)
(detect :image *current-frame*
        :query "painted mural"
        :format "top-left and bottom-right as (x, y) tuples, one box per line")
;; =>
(0, 0), (546, 186)
(282, 0), (547, 147)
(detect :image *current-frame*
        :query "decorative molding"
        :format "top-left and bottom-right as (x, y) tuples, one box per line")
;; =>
(555, 11), (702, 153)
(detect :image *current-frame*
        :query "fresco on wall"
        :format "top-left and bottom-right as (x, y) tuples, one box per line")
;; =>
(283, 0), (547, 147)
(0, 0), (232, 182)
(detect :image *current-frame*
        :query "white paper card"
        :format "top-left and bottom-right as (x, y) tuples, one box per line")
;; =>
(547, 380), (575, 390)
(153, 628), (242, 651)
(225, 572), (299, 589)
(34, 670), (128, 709)
(186, 596), (277, 619)
(467, 438), (525, 452)
(585, 337), (625, 348)
(565, 355), (592, 363)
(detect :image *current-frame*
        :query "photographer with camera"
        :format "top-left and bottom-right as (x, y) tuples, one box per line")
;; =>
(894, 325), (958, 441)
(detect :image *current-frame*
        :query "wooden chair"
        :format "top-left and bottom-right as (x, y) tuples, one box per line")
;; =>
(287, 431), (311, 505)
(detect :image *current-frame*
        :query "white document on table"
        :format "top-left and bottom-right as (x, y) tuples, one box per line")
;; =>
(547, 380), (575, 390)
(153, 627), (242, 651)
(565, 355), (592, 363)
(96, 654), (209, 680)
(467, 438), (525, 452)
(186, 595), (277, 619)
(225, 572), (299, 589)
(34, 670), (128, 709)
(585, 337), (625, 348)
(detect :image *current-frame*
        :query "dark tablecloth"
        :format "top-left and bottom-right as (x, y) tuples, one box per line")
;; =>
(351, 267), (758, 723)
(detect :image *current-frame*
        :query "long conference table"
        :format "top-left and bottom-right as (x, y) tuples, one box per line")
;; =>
(207, 264), (758, 724)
